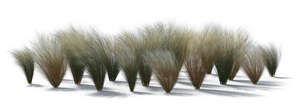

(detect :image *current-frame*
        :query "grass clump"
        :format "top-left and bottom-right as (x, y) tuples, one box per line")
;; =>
(260, 44), (281, 77)
(229, 30), (251, 80)
(184, 30), (216, 89)
(116, 32), (141, 92)
(11, 47), (35, 84)
(32, 35), (67, 88)
(144, 50), (179, 93)
(56, 27), (86, 84)
(142, 23), (191, 93)
(242, 45), (264, 84)
(214, 26), (236, 85)
(80, 31), (109, 91)
(104, 38), (120, 81)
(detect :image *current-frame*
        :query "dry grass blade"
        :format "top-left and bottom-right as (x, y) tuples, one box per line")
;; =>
(260, 44), (281, 77)
(11, 47), (35, 84)
(144, 50), (180, 93)
(56, 27), (86, 84)
(242, 45), (264, 84)
(32, 35), (67, 88)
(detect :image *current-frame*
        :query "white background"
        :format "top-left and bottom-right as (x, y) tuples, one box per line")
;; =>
(0, 0), (299, 107)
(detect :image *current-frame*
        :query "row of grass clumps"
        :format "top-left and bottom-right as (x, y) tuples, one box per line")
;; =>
(12, 22), (281, 93)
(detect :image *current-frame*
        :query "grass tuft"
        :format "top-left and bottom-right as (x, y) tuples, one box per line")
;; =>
(260, 44), (281, 77)
(56, 27), (86, 84)
(116, 32), (140, 91)
(242, 45), (264, 84)
(32, 35), (67, 88)
(11, 47), (35, 84)
(80, 30), (109, 91)
(213, 26), (236, 85)
(229, 29), (251, 80)
(144, 50), (180, 93)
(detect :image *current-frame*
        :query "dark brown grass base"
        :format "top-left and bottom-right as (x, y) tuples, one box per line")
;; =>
(123, 68), (138, 92)
(139, 64), (152, 87)
(205, 64), (214, 74)
(156, 70), (180, 93)
(87, 64), (106, 91)
(215, 57), (234, 85)
(106, 62), (120, 81)
(69, 59), (85, 84)
(185, 60), (208, 89)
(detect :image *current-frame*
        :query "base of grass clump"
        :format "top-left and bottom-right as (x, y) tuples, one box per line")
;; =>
(206, 64), (214, 74)
(139, 64), (152, 87)
(185, 55), (210, 89)
(123, 69), (138, 92)
(229, 62), (240, 80)
(87, 64), (106, 91)
(69, 59), (85, 84)
(215, 56), (234, 85)
(107, 62), (120, 81)
(11, 48), (35, 84)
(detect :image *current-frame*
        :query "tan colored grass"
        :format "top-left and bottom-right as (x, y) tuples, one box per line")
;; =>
(242, 45), (264, 84)
(32, 35), (67, 88)
(143, 50), (179, 93)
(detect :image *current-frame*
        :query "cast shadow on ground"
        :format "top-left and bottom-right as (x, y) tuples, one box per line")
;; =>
(27, 83), (43, 87)
(47, 87), (77, 92)
(232, 80), (282, 87)
(88, 90), (128, 98)
(198, 89), (260, 97)
(77, 84), (97, 91)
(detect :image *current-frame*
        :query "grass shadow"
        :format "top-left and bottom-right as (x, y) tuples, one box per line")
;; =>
(199, 89), (260, 97)
(27, 83), (43, 87)
(47, 87), (76, 92)
(88, 90), (128, 98)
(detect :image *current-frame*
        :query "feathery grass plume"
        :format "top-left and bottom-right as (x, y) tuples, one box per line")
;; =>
(242, 45), (264, 84)
(143, 50), (179, 93)
(260, 44), (281, 77)
(32, 35), (67, 88)
(116, 32), (141, 91)
(56, 27), (86, 84)
(229, 30), (251, 80)
(11, 47), (35, 84)
(80, 30), (109, 91)
(214, 26), (236, 85)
